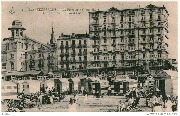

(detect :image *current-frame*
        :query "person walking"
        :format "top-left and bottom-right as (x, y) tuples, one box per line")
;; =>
(68, 98), (77, 112)
(153, 103), (163, 112)
(165, 96), (173, 112)
(50, 95), (54, 105)
(118, 100), (122, 112)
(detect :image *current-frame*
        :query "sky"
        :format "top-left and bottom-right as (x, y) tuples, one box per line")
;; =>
(1, 1), (178, 59)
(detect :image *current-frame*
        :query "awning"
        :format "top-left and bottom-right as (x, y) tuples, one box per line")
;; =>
(154, 70), (178, 79)
(6, 71), (41, 76)
(163, 70), (178, 78)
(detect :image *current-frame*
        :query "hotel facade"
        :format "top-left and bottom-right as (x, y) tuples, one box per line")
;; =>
(88, 4), (169, 76)
(2, 4), (170, 80)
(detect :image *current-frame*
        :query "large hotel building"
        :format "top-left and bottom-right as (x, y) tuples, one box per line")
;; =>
(2, 4), (170, 80)
(88, 4), (169, 76)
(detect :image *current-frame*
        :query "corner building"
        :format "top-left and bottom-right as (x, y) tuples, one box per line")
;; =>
(57, 33), (90, 78)
(2, 20), (57, 80)
(89, 4), (169, 75)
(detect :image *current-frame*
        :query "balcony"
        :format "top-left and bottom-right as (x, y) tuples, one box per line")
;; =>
(83, 52), (87, 55)
(60, 53), (65, 57)
(157, 18), (161, 21)
(71, 44), (76, 48)
(77, 44), (83, 48)
(128, 49), (135, 52)
(157, 48), (162, 52)
(157, 24), (164, 28)
(119, 33), (124, 37)
(150, 48), (154, 52)
(156, 31), (162, 35)
(149, 40), (154, 44)
(111, 43), (116, 47)
(140, 41), (147, 44)
(90, 51), (100, 55)
(78, 52), (83, 56)
(65, 45), (69, 49)
(92, 44), (99, 48)
(91, 36), (99, 40)
(120, 49), (125, 52)
(128, 41), (135, 45)
(165, 35), (169, 39)
(60, 45), (64, 49)
(102, 51), (108, 54)
(149, 18), (153, 22)
(128, 33), (135, 38)
(115, 49), (120, 53)
(119, 42), (125, 45)
(91, 21), (99, 25)
(65, 53), (69, 56)
(71, 52), (76, 56)
(82, 44), (87, 48)
(111, 20), (115, 24)
(111, 35), (116, 38)
(140, 32), (146, 36)
(91, 29), (99, 32)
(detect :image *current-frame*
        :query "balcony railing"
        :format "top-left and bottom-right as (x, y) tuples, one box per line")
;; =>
(91, 21), (99, 25)
(71, 52), (76, 56)
(71, 44), (76, 48)
(60, 45), (64, 49)
(60, 53), (65, 57)
(78, 52), (83, 56)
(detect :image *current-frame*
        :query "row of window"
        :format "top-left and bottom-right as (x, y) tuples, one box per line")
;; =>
(60, 49), (87, 53)
(60, 56), (87, 61)
(93, 13), (163, 22)
(6, 43), (35, 51)
(2, 86), (17, 89)
(60, 40), (87, 45)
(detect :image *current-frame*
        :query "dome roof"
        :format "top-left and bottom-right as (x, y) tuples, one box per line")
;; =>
(8, 20), (26, 30)
(12, 20), (22, 27)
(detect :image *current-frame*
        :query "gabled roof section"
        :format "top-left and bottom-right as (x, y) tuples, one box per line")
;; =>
(108, 7), (120, 12)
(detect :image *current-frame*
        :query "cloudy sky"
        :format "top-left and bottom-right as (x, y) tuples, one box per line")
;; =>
(1, 1), (178, 59)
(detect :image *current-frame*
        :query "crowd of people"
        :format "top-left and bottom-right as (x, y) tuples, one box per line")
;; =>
(2, 87), (178, 112)
(117, 87), (178, 112)
(2, 88), (67, 112)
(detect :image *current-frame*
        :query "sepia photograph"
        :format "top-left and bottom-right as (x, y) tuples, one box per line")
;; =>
(1, 0), (178, 113)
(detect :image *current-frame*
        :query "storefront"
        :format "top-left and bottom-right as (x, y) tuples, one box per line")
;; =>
(54, 78), (69, 94)
(155, 70), (178, 96)
(68, 78), (80, 94)
(40, 79), (54, 93)
(22, 80), (41, 94)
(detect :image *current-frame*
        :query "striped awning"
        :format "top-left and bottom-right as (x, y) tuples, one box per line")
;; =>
(6, 71), (41, 76)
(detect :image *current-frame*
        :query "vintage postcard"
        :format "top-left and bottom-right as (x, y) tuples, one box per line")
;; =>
(1, 0), (178, 113)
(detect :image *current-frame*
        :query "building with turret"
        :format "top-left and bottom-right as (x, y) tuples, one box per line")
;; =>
(2, 20), (57, 81)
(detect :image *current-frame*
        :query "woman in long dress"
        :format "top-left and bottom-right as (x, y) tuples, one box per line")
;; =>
(154, 103), (163, 112)
(165, 97), (173, 112)
(68, 98), (77, 112)
(50, 96), (54, 105)
(118, 100), (122, 112)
